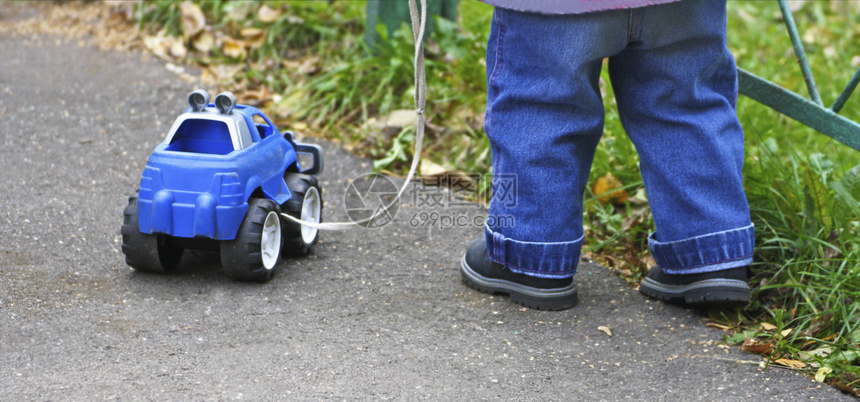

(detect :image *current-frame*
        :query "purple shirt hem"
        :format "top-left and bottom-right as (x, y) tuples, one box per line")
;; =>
(480, 0), (682, 15)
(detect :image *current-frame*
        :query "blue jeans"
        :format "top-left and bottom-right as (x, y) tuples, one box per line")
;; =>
(484, 0), (754, 278)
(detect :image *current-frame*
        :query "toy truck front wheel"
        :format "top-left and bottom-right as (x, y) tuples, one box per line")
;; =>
(221, 198), (283, 282)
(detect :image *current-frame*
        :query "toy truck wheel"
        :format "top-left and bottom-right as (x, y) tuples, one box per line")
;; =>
(282, 173), (322, 256)
(221, 198), (283, 282)
(121, 195), (184, 273)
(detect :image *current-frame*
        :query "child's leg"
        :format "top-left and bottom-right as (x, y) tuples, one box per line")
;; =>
(481, 8), (630, 279)
(461, 7), (633, 310)
(608, 0), (753, 304)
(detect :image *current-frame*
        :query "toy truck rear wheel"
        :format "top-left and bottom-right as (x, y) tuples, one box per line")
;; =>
(282, 173), (322, 256)
(221, 198), (283, 282)
(121, 195), (184, 273)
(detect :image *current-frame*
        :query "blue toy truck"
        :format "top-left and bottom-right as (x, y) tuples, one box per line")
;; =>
(121, 90), (323, 282)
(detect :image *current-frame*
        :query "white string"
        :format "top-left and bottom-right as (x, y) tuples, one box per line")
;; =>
(281, 0), (428, 230)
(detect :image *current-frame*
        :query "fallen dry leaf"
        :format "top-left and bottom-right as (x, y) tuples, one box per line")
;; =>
(247, 36), (266, 50)
(290, 121), (309, 133)
(240, 27), (266, 49)
(815, 367), (833, 382)
(420, 159), (447, 177)
(169, 40), (187, 58)
(235, 87), (272, 107)
(142, 34), (180, 61)
(593, 173), (627, 205)
(381, 110), (417, 130)
(799, 346), (834, 362)
(192, 31), (215, 53)
(222, 36), (247, 59)
(180, 1), (205, 41)
(142, 35), (167, 59)
(257, 4), (282, 23)
(625, 187), (648, 205)
(201, 64), (245, 86)
(106, 1), (135, 23)
(774, 358), (806, 369)
(598, 325), (612, 337)
(240, 27), (264, 37)
(224, 2), (254, 22)
(759, 322), (777, 331)
(285, 15), (305, 24)
(706, 322), (733, 331)
(281, 56), (321, 75)
(741, 337), (773, 355)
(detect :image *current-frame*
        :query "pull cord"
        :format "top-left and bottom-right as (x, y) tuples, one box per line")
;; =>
(282, 0), (428, 230)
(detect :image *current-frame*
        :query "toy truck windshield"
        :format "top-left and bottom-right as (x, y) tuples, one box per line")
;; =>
(162, 110), (254, 154)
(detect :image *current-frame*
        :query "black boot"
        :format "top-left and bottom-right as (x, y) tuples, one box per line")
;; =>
(638, 265), (750, 308)
(460, 237), (578, 310)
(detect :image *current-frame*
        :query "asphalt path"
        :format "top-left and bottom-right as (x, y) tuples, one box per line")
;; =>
(0, 5), (851, 401)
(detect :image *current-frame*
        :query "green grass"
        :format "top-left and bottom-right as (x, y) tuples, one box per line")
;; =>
(726, 3), (860, 392)
(126, 0), (859, 393)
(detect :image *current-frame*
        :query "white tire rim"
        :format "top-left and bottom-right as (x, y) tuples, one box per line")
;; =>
(301, 187), (321, 244)
(261, 210), (281, 270)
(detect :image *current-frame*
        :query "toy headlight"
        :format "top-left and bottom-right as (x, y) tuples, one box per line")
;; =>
(188, 90), (210, 112)
(215, 92), (237, 115)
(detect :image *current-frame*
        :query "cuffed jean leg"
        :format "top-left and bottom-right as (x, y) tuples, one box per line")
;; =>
(648, 224), (754, 274)
(608, 0), (754, 274)
(483, 8), (629, 278)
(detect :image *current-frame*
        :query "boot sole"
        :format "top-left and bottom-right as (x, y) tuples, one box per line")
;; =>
(638, 277), (750, 308)
(460, 256), (578, 311)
